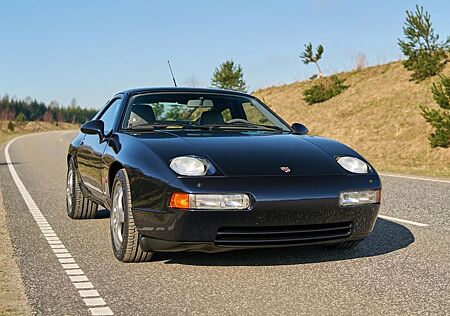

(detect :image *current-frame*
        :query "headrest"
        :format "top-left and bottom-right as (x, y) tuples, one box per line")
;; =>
(199, 111), (224, 125)
(129, 104), (155, 126)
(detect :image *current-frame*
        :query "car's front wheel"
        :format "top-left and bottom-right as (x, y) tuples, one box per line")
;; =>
(110, 169), (153, 262)
(66, 158), (98, 219)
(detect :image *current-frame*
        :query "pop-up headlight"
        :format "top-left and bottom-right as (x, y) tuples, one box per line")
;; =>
(336, 156), (370, 174)
(169, 156), (209, 176)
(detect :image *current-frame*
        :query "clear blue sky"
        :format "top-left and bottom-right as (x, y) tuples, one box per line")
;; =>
(1, 0), (449, 109)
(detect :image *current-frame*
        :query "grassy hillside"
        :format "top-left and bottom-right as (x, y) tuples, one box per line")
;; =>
(0, 121), (78, 145)
(254, 61), (450, 178)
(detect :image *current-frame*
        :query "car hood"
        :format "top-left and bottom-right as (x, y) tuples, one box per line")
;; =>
(138, 131), (348, 177)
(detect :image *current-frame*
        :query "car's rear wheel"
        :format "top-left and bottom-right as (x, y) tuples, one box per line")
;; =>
(330, 241), (361, 249)
(110, 169), (153, 262)
(66, 158), (98, 219)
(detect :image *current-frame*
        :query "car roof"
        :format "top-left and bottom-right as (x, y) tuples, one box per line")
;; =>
(116, 87), (253, 98)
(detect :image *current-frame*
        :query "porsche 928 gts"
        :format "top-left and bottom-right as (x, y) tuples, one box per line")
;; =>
(66, 87), (381, 262)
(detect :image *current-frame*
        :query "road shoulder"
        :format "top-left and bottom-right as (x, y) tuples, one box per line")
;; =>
(0, 167), (31, 315)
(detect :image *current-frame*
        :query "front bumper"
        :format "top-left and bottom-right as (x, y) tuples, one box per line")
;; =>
(132, 174), (381, 252)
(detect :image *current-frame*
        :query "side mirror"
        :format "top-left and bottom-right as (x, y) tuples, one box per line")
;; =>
(81, 120), (105, 141)
(291, 123), (309, 135)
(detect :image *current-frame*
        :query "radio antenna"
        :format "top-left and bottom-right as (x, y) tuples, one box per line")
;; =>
(167, 60), (177, 87)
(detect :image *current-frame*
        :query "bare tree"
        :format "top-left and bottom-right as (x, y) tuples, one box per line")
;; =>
(70, 98), (77, 108)
(183, 75), (200, 87)
(43, 111), (52, 123)
(354, 52), (367, 70)
(49, 101), (59, 109)
(24, 96), (32, 105)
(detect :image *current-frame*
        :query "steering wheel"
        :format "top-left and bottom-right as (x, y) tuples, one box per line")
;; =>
(226, 118), (249, 124)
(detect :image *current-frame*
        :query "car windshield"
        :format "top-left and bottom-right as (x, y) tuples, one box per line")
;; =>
(121, 93), (290, 132)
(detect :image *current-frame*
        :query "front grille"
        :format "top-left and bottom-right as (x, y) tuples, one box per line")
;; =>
(215, 221), (353, 247)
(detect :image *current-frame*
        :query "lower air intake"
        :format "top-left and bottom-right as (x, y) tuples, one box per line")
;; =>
(215, 221), (353, 247)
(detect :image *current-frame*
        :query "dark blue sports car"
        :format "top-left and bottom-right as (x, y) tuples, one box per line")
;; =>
(66, 87), (381, 262)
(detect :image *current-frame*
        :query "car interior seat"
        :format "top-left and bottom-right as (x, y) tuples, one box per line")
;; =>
(198, 111), (224, 125)
(128, 104), (156, 127)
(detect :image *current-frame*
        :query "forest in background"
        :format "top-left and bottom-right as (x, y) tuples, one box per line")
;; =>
(0, 95), (97, 124)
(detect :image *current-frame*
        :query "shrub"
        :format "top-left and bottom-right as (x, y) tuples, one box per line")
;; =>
(421, 75), (450, 147)
(16, 112), (26, 125)
(7, 121), (15, 132)
(303, 75), (349, 105)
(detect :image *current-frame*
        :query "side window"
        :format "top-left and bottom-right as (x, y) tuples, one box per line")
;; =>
(221, 108), (232, 121)
(242, 102), (271, 125)
(189, 107), (209, 121)
(99, 99), (122, 135)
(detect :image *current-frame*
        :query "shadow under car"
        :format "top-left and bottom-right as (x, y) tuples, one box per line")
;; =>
(151, 218), (414, 266)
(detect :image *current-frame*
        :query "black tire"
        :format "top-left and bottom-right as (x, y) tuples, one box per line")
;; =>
(330, 241), (361, 249)
(110, 169), (153, 262)
(66, 158), (98, 219)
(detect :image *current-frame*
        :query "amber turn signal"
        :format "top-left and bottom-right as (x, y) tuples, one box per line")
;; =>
(170, 192), (190, 209)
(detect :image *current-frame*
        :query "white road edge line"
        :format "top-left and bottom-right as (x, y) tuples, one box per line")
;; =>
(379, 172), (450, 184)
(4, 135), (114, 316)
(58, 131), (76, 142)
(378, 214), (429, 227)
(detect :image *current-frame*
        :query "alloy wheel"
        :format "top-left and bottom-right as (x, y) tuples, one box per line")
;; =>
(111, 182), (125, 250)
(66, 168), (74, 211)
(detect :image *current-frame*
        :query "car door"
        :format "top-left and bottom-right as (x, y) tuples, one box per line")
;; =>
(77, 98), (122, 198)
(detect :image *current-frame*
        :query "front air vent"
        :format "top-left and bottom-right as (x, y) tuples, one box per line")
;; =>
(215, 222), (353, 246)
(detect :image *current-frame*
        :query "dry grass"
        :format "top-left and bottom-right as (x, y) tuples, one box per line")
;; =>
(254, 61), (450, 178)
(0, 121), (78, 145)
(0, 190), (31, 316)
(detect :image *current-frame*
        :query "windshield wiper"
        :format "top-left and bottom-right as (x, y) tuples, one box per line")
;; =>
(124, 122), (209, 131)
(124, 122), (284, 132)
(206, 123), (284, 132)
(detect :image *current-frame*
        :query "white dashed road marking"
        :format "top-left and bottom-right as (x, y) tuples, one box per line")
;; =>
(377, 214), (429, 227)
(5, 136), (114, 316)
(379, 172), (450, 184)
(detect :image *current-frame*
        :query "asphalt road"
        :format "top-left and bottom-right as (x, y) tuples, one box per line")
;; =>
(0, 131), (449, 315)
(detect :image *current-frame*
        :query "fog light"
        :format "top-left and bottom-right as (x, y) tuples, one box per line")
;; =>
(170, 193), (250, 210)
(339, 189), (381, 206)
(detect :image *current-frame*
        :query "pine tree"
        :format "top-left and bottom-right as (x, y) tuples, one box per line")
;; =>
(398, 5), (449, 81)
(421, 75), (450, 147)
(211, 60), (247, 92)
(16, 112), (27, 125)
(299, 43), (324, 78)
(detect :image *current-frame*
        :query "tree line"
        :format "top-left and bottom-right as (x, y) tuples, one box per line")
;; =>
(0, 95), (97, 124)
